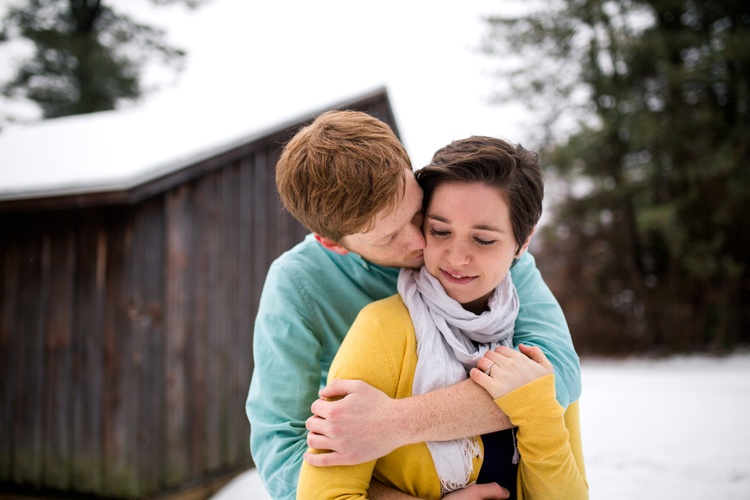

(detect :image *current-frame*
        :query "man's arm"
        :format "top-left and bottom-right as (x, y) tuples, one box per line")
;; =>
(510, 252), (581, 407)
(305, 377), (512, 467)
(305, 252), (581, 467)
(370, 480), (510, 500)
(246, 263), (322, 500)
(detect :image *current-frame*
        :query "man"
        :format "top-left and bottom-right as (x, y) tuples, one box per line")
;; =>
(246, 110), (581, 499)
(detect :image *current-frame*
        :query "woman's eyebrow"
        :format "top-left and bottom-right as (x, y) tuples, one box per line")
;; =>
(474, 224), (505, 233)
(427, 214), (449, 223)
(428, 214), (505, 233)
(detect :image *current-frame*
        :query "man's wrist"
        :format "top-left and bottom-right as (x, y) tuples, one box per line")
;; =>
(388, 396), (420, 447)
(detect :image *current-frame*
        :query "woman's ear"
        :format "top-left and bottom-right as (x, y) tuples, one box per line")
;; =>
(314, 234), (350, 255)
(516, 226), (536, 257)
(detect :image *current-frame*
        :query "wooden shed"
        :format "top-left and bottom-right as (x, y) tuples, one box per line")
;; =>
(0, 88), (400, 498)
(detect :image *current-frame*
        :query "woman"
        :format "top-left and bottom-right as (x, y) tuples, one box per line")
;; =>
(297, 136), (588, 499)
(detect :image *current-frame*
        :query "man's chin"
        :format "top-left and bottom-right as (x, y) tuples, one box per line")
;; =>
(399, 257), (424, 270)
(364, 253), (423, 269)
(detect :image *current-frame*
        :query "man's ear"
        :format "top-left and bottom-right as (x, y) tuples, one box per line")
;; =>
(516, 226), (536, 258)
(314, 234), (350, 255)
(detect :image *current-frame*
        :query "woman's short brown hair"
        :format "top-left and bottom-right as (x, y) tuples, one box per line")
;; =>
(417, 136), (543, 252)
(276, 110), (412, 242)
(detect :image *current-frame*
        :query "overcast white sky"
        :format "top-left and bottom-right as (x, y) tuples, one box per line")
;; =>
(132, 0), (532, 165)
(0, 0), (538, 195)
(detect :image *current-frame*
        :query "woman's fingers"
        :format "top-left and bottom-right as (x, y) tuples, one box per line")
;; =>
(518, 343), (554, 371)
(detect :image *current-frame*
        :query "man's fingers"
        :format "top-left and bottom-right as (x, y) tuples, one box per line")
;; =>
(305, 414), (326, 433)
(474, 482), (510, 499)
(318, 378), (359, 398)
(303, 450), (333, 467)
(306, 430), (331, 450)
(304, 450), (356, 467)
(444, 482), (510, 499)
(310, 397), (333, 419)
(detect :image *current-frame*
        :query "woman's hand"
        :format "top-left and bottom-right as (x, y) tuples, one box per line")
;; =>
(470, 344), (553, 399)
(442, 482), (510, 499)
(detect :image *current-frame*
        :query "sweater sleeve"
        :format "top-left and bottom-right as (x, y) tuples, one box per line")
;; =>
(246, 263), (326, 500)
(297, 298), (409, 500)
(496, 374), (589, 500)
(510, 252), (582, 407)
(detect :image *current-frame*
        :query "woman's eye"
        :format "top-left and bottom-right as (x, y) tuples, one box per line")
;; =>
(475, 238), (496, 246)
(429, 228), (450, 238)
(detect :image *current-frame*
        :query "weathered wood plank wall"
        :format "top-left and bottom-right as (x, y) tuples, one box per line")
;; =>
(0, 145), (308, 497)
(0, 91), (399, 498)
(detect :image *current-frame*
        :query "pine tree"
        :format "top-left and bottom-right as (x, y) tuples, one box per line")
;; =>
(484, 0), (750, 353)
(0, 0), (202, 119)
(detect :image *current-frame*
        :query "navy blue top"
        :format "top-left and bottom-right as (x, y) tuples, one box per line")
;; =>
(477, 428), (519, 499)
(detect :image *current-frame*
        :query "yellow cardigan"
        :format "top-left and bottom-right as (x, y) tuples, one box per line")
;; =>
(297, 295), (588, 499)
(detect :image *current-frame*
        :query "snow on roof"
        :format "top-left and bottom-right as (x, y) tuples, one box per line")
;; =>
(0, 86), (388, 201)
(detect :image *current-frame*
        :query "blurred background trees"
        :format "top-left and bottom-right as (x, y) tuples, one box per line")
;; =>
(1, 0), (746, 356)
(484, 0), (749, 354)
(0, 0), (204, 120)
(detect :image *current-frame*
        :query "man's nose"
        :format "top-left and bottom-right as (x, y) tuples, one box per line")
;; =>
(407, 222), (425, 251)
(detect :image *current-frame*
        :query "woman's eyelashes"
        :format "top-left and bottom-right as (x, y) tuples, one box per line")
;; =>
(474, 237), (496, 247)
(428, 227), (497, 247)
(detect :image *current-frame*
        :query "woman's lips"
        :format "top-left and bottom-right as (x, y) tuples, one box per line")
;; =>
(440, 268), (476, 285)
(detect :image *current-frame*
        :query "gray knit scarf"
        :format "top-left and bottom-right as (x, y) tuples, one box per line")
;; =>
(397, 267), (519, 494)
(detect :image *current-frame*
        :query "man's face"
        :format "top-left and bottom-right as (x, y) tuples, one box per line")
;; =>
(340, 171), (425, 269)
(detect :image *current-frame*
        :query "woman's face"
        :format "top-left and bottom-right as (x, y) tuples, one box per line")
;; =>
(423, 181), (529, 314)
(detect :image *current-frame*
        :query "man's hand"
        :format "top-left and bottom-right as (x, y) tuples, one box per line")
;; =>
(443, 483), (510, 499)
(304, 379), (403, 466)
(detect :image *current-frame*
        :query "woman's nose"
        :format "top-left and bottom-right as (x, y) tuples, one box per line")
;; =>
(445, 240), (470, 266)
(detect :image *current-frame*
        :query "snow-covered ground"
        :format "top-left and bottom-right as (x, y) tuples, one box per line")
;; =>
(214, 353), (750, 499)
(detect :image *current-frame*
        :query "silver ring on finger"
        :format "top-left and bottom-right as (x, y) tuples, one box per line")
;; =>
(484, 361), (495, 376)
